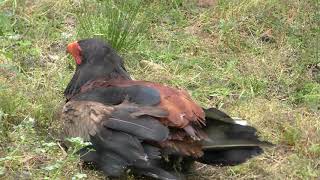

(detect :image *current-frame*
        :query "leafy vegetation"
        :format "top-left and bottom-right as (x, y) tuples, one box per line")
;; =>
(0, 0), (319, 179)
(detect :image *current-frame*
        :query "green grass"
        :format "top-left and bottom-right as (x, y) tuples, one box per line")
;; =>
(76, 0), (146, 51)
(0, 0), (319, 179)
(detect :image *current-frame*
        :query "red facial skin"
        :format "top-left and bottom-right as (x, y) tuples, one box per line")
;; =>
(67, 41), (82, 65)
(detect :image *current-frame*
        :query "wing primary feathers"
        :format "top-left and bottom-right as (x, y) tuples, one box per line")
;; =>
(106, 117), (154, 134)
(130, 107), (169, 118)
(203, 108), (236, 124)
(89, 127), (178, 180)
(142, 144), (161, 160)
(103, 116), (169, 142)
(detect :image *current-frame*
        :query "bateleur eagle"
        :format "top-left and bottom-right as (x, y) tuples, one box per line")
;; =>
(61, 38), (272, 180)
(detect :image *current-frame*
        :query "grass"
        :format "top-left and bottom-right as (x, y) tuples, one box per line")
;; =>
(0, 0), (319, 179)
(76, 0), (146, 51)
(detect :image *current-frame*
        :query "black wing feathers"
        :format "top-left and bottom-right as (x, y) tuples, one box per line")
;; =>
(74, 87), (130, 105)
(106, 106), (169, 141)
(74, 85), (161, 106)
(70, 99), (176, 179)
(198, 108), (273, 166)
(125, 85), (161, 105)
(198, 146), (264, 166)
(90, 128), (178, 180)
(203, 108), (272, 148)
(204, 108), (236, 124)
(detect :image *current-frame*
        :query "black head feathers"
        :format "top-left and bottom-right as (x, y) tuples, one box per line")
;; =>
(65, 38), (131, 100)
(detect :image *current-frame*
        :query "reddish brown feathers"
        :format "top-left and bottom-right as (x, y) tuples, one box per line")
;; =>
(80, 79), (206, 129)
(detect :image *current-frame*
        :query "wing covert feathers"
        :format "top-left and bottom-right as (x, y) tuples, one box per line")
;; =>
(80, 79), (205, 128)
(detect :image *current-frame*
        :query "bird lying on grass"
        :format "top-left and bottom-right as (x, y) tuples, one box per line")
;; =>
(60, 38), (272, 180)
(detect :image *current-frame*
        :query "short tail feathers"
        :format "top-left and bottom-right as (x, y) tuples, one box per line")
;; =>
(198, 108), (273, 166)
(198, 147), (264, 165)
